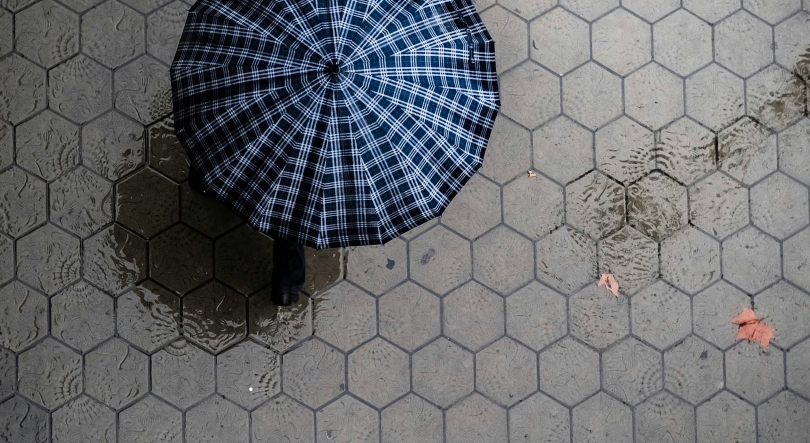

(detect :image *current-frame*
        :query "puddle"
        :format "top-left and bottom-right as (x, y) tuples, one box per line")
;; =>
(249, 291), (312, 352)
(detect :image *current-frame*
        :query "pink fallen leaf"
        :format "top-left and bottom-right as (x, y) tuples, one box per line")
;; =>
(598, 273), (619, 297)
(732, 308), (775, 349)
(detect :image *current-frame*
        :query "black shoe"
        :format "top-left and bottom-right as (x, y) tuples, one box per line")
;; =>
(270, 288), (300, 306)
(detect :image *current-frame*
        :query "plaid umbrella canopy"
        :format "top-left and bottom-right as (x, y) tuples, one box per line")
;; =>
(170, 0), (500, 249)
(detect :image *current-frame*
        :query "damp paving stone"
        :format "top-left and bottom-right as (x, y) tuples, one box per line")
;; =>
(49, 166), (113, 238)
(303, 246), (341, 296)
(316, 394), (379, 443)
(439, 173), (500, 241)
(747, 65), (807, 132)
(0, 55), (46, 124)
(119, 395), (182, 443)
(249, 289), (312, 353)
(757, 390), (810, 443)
(380, 394), (443, 443)
(625, 63), (685, 131)
(779, 118), (810, 186)
(634, 391), (695, 443)
(0, 348), (13, 399)
(411, 337), (474, 408)
(0, 167), (47, 238)
(631, 281), (691, 350)
(538, 336), (600, 406)
(148, 117), (189, 182)
(348, 337), (409, 408)
(251, 394), (315, 443)
(529, 8), (589, 75)
(15, 110), (79, 182)
(81, 0), (144, 69)
(47, 55), (112, 125)
(684, 0), (742, 23)
(718, 117), (777, 185)
(498, 0), (554, 19)
(408, 225), (472, 295)
(146, 1), (191, 65)
(508, 392), (569, 442)
(475, 337), (537, 407)
(562, 62), (623, 130)
(151, 338), (215, 410)
(565, 171), (626, 240)
(657, 118), (716, 186)
(150, 224), (213, 295)
(51, 281), (114, 352)
(114, 55), (173, 125)
(479, 115), (530, 185)
(532, 116), (593, 185)
(0, 281), (47, 352)
(0, 9), (9, 57)
(16, 223), (80, 295)
(478, 6), (528, 74)
(378, 281), (440, 352)
(754, 281), (810, 348)
(117, 281), (180, 353)
(722, 227), (781, 294)
(592, 10), (651, 76)
(596, 117), (656, 185)
(215, 224), (274, 295)
(85, 338), (148, 410)
(182, 281), (246, 354)
(0, 235), (10, 285)
(714, 11), (774, 78)
(186, 395), (249, 443)
(775, 12), (810, 81)
(569, 284), (630, 349)
(693, 281), (753, 350)
(785, 227), (810, 293)
(661, 227), (721, 294)
(572, 391), (633, 443)
(313, 281), (376, 352)
(51, 395), (115, 443)
(216, 340), (280, 410)
(627, 171), (688, 242)
(503, 173), (564, 241)
(602, 337), (663, 406)
(653, 9), (713, 76)
(664, 335), (724, 404)
(0, 396), (49, 443)
(787, 338), (810, 397)
(346, 238), (407, 295)
(443, 281), (505, 351)
(0, 122), (11, 170)
(535, 227), (597, 295)
(499, 60), (561, 129)
(473, 225), (534, 294)
(744, 0), (802, 24)
(82, 224), (147, 295)
(685, 64), (746, 132)
(81, 111), (146, 181)
(751, 172), (809, 240)
(15, 0), (78, 68)
(725, 341), (784, 404)
(559, 0), (619, 21)
(696, 391), (756, 443)
(688, 172), (749, 239)
(505, 281), (567, 351)
(121, 0), (171, 13)
(116, 167), (179, 238)
(445, 393), (507, 443)
(597, 226), (659, 296)
(281, 338), (345, 409)
(17, 337), (82, 409)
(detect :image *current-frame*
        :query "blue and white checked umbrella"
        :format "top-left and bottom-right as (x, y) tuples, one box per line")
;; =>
(170, 0), (500, 249)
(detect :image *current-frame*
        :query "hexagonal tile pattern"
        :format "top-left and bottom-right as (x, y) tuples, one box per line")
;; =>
(146, 1), (190, 65)
(754, 281), (810, 348)
(316, 394), (378, 443)
(532, 116), (593, 184)
(381, 394), (443, 443)
(538, 336), (600, 406)
(723, 227), (781, 294)
(657, 117), (716, 186)
(51, 395), (115, 442)
(787, 338), (810, 397)
(596, 117), (656, 185)
(114, 55), (172, 125)
(498, 0), (554, 20)
(751, 172), (809, 239)
(0, 396), (49, 442)
(51, 281), (114, 352)
(627, 171), (688, 241)
(16, 223), (80, 295)
(664, 336), (724, 404)
(499, 60), (560, 129)
(625, 63), (684, 130)
(509, 392), (570, 442)
(529, 8), (589, 75)
(572, 391), (633, 443)
(504, 173), (564, 241)
(248, 289), (312, 353)
(117, 281), (180, 352)
(592, 10), (651, 76)
(116, 167), (179, 238)
(684, 0), (742, 23)
(83, 224), (147, 295)
(216, 340), (280, 410)
(119, 395), (182, 443)
(744, 0), (802, 24)
(758, 390), (810, 443)
(183, 281), (246, 353)
(0, 167), (46, 238)
(685, 64), (746, 131)
(780, 118), (810, 186)
(631, 281), (691, 350)
(479, 115), (530, 185)
(408, 225), (471, 295)
(718, 117), (777, 185)
(17, 337), (81, 409)
(121, 0), (171, 13)
(562, 62), (623, 130)
(85, 338), (148, 409)
(346, 237), (407, 295)
(602, 336), (663, 405)
(559, 0), (619, 21)
(623, 0), (679, 22)
(473, 225), (533, 294)
(726, 341), (784, 404)
(634, 392), (695, 443)
(348, 337), (409, 408)
(569, 284), (630, 349)
(748, 65), (807, 131)
(443, 281), (504, 351)
(378, 281), (440, 352)
(479, 6), (527, 74)
(186, 395), (249, 443)
(151, 338), (214, 410)
(689, 172), (749, 239)
(785, 227), (810, 292)
(0, 122), (11, 170)
(0, 281), (47, 352)
(661, 227), (721, 294)
(48, 54), (111, 124)
(440, 173), (500, 240)
(399, 217), (438, 240)
(0, 55), (46, 124)
(215, 224), (274, 295)
(565, 171), (626, 240)
(476, 337), (536, 406)
(775, 11), (810, 80)
(148, 117), (189, 182)
(654, 9), (713, 76)
(0, 348), (14, 399)
(696, 391), (756, 443)
(180, 183), (242, 239)
(282, 338), (345, 409)
(81, 111), (145, 181)
(15, 0), (78, 68)
(715, 11), (773, 78)
(15, 110), (79, 181)
(251, 394), (314, 443)
(82, 0), (144, 69)
(60, 0), (107, 13)
(313, 281), (376, 351)
(150, 224), (212, 295)
(535, 226), (597, 294)
(598, 226), (659, 296)
(0, 235), (10, 286)
(506, 281), (567, 351)
(50, 166), (112, 238)
(445, 393), (507, 443)
(0, 10), (9, 58)
(412, 337), (474, 408)
(693, 281), (753, 350)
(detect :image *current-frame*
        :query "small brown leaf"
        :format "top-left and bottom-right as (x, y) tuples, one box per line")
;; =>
(598, 273), (619, 297)
(732, 308), (775, 349)
(527, 171), (537, 177)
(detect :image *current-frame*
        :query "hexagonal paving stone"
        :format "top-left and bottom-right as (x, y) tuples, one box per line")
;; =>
(150, 224), (213, 295)
(151, 338), (214, 409)
(116, 167), (179, 238)
(399, 217), (438, 240)
(313, 281), (376, 351)
(787, 338), (810, 397)
(694, 281), (753, 349)
(146, 1), (190, 65)
(627, 172), (688, 241)
(282, 338), (345, 409)
(745, 0), (802, 24)
(602, 337), (663, 405)
(718, 117), (777, 185)
(751, 172), (809, 239)
(479, 115), (530, 184)
(684, 0), (742, 23)
(748, 65), (806, 132)
(653, 9), (713, 76)
(754, 281), (810, 348)
(381, 394), (443, 443)
(81, 0), (144, 69)
(696, 391), (756, 443)
(409, 225), (471, 295)
(51, 281), (114, 352)
(180, 183), (242, 238)
(500, 60), (561, 129)
(412, 337), (474, 408)
(758, 391), (810, 443)
(572, 391), (633, 443)
(661, 227), (721, 294)
(562, 62), (623, 130)
(506, 281), (567, 350)
(0, 348), (13, 399)
(445, 393), (507, 443)
(685, 64), (745, 132)
(0, 122), (11, 170)
(215, 224), (274, 295)
(625, 63), (684, 131)
(17, 337), (82, 409)
(509, 392), (570, 442)
(535, 227), (597, 294)
(473, 225), (533, 294)
(443, 281), (504, 351)
(15, 0), (78, 68)
(0, 55), (46, 124)
(559, 0), (619, 21)
(119, 395), (182, 443)
(715, 11), (773, 78)
(538, 336), (600, 406)
(0, 235), (10, 286)
(498, 0), (554, 20)
(479, 6), (528, 74)
(785, 227), (810, 292)
(440, 173), (500, 240)
(0, 9), (9, 57)
(85, 338), (148, 410)
(776, 12), (810, 80)
(15, 110), (79, 181)
(476, 337), (537, 406)
(723, 227), (781, 294)
(623, 0), (679, 22)
(0, 281), (47, 352)
(16, 223), (80, 295)
(631, 281), (691, 350)
(50, 167), (112, 238)
(83, 224), (147, 295)
(114, 55), (173, 125)
(121, 0), (172, 13)
(348, 337), (409, 408)
(0, 396), (49, 442)
(598, 226), (659, 296)
(59, 0), (106, 13)
(249, 289), (312, 353)
(592, 10), (651, 76)
(726, 341), (784, 404)
(565, 171), (626, 240)
(635, 392), (695, 443)
(52, 395), (115, 442)
(117, 281), (180, 352)
(183, 281), (246, 353)
(186, 395), (249, 443)
(689, 172), (749, 239)
(570, 284), (630, 349)
(529, 8), (589, 75)
(533, 116), (593, 185)
(596, 117), (656, 185)
(216, 340), (280, 410)
(148, 117), (189, 182)
(664, 335), (724, 404)
(780, 119), (810, 186)
(504, 173), (564, 241)
(657, 117), (716, 186)
(48, 54), (112, 124)
(378, 281), (440, 352)
(316, 394), (378, 443)
(82, 111), (145, 181)
(346, 237), (407, 295)
(0, 167), (47, 238)
(251, 394), (315, 443)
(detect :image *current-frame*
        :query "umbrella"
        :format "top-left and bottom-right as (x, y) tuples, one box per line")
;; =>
(170, 0), (500, 249)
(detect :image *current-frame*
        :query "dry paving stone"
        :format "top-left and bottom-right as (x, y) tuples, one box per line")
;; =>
(595, 116), (656, 185)
(16, 223), (80, 295)
(0, 348), (14, 399)
(50, 281), (114, 352)
(751, 172), (809, 240)
(180, 183), (242, 238)
(150, 224), (212, 295)
(408, 225), (472, 295)
(558, 0), (618, 21)
(282, 338), (345, 409)
(693, 281), (754, 350)
(82, 224), (147, 295)
(497, 0), (554, 20)
(0, 281), (48, 352)
(787, 338), (810, 397)
(529, 8), (590, 75)
(562, 62), (623, 130)
(785, 226), (810, 292)
(747, 65), (807, 131)
(0, 122), (11, 170)
(714, 11), (774, 78)
(0, 234), (10, 285)
(148, 117), (190, 182)
(380, 394), (443, 443)
(116, 167), (179, 238)
(411, 337), (474, 408)
(378, 281), (440, 352)
(775, 11), (810, 80)
(445, 393), (507, 443)
(121, 0), (171, 13)
(0, 396), (49, 443)
(443, 280), (505, 351)
(146, 1), (191, 65)
(346, 238), (407, 295)
(215, 224), (274, 295)
(182, 281), (246, 354)
(151, 338), (215, 410)
(779, 118), (810, 186)
(757, 390), (810, 443)
(745, 0), (802, 24)
(653, 9), (713, 77)
(0, 55), (46, 124)
(661, 227), (721, 295)
(696, 391), (756, 443)
(685, 64), (746, 132)
(684, 0), (741, 23)
(508, 392), (570, 443)
(506, 281), (567, 351)
(15, 110), (80, 182)
(572, 391), (633, 443)
(535, 227), (597, 295)
(625, 63), (685, 131)
(81, 0), (145, 69)
(601, 336), (663, 406)
(216, 341), (280, 410)
(565, 171), (626, 240)
(479, 115), (530, 185)
(50, 166), (113, 238)
(399, 217), (437, 240)
(532, 116), (593, 185)
(664, 335), (724, 404)
(114, 55), (173, 125)
(592, 9), (651, 76)
(348, 337), (409, 409)
(85, 338), (148, 410)
(17, 337), (82, 409)
(14, 0), (78, 68)
(627, 171), (688, 242)
(51, 395), (115, 443)
(631, 281), (691, 350)
(718, 117), (777, 185)
(656, 117), (716, 186)
(623, 0), (679, 22)
(117, 281), (180, 352)
(634, 391), (695, 443)
(439, 173), (500, 241)
(316, 394), (379, 443)
(753, 280), (810, 348)
(119, 395), (182, 443)
(688, 172), (749, 239)
(503, 172), (564, 241)
(249, 289), (312, 353)
(598, 226), (659, 297)
(478, 6), (528, 74)
(473, 225), (534, 294)
(538, 336), (600, 406)
(499, 60), (561, 129)
(186, 395), (249, 443)
(251, 394), (315, 443)
(569, 285), (630, 349)
(726, 341), (784, 404)
(0, 167), (46, 238)
(722, 226), (782, 294)
(313, 281), (376, 352)
(81, 111), (146, 181)
(475, 337), (537, 407)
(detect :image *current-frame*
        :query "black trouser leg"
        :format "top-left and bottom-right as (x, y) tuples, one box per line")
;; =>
(271, 236), (306, 304)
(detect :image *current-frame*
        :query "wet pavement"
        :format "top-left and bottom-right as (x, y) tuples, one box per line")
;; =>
(1, 0), (810, 442)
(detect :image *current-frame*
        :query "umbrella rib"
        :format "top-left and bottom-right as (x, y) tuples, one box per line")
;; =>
(343, 0), (424, 64)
